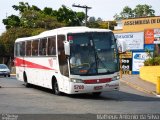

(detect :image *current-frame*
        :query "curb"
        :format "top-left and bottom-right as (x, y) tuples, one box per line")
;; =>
(121, 79), (156, 95)
(11, 74), (16, 76)
(11, 74), (16, 75)
(156, 95), (160, 97)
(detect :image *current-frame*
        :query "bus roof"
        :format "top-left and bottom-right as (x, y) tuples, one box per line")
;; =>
(15, 27), (112, 42)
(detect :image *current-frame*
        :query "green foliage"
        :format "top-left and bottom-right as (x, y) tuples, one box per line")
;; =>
(144, 58), (155, 66)
(154, 57), (160, 65)
(134, 4), (155, 18)
(12, 2), (40, 13)
(0, 28), (46, 57)
(56, 5), (85, 26)
(88, 17), (100, 28)
(120, 6), (134, 19)
(3, 15), (20, 29)
(3, 2), (85, 29)
(88, 17), (116, 30)
(144, 56), (160, 66)
(43, 7), (54, 15)
(114, 4), (155, 20)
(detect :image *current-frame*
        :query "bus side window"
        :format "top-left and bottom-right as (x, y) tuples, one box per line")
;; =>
(48, 36), (56, 55)
(32, 40), (39, 56)
(19, 42), (25, 56)
(15, 43), (20, 56)
(26, 41), (31, 56)
(39, 38), (47, 56)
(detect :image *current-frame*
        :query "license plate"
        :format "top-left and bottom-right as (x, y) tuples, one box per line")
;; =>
(94, 86), (103, 90)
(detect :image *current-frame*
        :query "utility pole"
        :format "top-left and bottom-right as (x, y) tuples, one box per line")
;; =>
(72, 4), (92, 26)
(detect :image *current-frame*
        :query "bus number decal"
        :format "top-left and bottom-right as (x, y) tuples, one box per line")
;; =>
(74, 85), (84, 90)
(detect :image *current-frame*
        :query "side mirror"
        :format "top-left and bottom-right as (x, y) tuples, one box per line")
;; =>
(116, 39), (127, 53)
(64, 41), (70, 56)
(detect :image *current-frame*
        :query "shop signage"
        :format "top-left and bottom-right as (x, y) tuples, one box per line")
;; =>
(115, 32), (144, 50)
(121, 58), (132, 74)
(132, 52), (151, 74)
(144, 44), (155, 51)
(145, 29), (160, 44)
(120, 52), (132, 58)
(154, 29), (160, 44)
(124, 18), (160, 26)
(144, 29), (154, 44)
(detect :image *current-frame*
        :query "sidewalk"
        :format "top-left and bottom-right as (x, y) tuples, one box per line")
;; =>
(121, 74), (156, 95)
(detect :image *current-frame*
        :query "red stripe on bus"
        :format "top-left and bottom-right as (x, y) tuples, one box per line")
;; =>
(15, 58), (53, 70)
(83, 78), (112, 84)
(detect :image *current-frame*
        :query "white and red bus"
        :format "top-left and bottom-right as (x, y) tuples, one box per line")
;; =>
(14, 27), (125, 96)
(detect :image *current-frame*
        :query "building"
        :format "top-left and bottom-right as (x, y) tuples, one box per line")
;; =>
(113, 16), (160, 74)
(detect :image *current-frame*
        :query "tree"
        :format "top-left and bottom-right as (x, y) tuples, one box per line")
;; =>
(120, 6), (134, 19)
(56, 5), (85, 26)
(88, 17), (100, 28)
(0, 28), (45, 58)
(3, 15), (20, 29)
(43, 7), (54, 16)
(97, 17), (102, 22)
(134, 4), (155, 17)
(114, 4), (155, 20)
(88, 17), (96, 22)
(12, 2), (31, 13)
(20, 10), (65, 29)
(88, 17), (116, 30)
(4, 2), (65, 29)
(114, 6), (134, 20)
(3, 2), (85, 29)
(113, 13), (121, 21)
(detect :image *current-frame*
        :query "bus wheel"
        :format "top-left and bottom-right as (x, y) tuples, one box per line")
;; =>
(52, 79), (61, 95)
(23, 73), (30, 88)
(92, 92), (101, 97)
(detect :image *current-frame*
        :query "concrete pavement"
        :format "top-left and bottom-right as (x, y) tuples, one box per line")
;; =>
(1, 77), (160, 114)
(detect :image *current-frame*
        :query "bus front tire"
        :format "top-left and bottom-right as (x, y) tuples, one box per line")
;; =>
(52, 79), (61, 95)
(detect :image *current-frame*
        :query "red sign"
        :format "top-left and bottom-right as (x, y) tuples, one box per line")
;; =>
(145, 29), (154, 44)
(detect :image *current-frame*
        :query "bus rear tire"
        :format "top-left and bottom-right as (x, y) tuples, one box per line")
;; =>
(23, 73), (30, 88)
(52, 78), (61, 95)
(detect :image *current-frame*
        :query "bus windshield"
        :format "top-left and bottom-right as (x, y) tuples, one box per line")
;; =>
(68, 32), (119, 75)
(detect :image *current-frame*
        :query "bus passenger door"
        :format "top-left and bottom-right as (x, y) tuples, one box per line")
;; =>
(57, 35), (69, 92)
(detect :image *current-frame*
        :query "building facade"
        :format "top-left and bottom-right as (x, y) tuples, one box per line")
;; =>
(113, 16), (160, 74)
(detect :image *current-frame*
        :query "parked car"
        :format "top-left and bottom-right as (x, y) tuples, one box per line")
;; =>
(0, 64), (10, 77)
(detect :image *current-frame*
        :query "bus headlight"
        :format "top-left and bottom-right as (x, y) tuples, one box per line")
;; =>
(112, 75), (120, 81)
(70, 78), (83, 83)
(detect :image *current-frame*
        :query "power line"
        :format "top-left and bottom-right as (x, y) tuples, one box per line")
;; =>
(72, 4), (92, 26)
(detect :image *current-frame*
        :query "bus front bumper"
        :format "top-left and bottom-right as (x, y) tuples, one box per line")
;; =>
(69, 80), (119, 94)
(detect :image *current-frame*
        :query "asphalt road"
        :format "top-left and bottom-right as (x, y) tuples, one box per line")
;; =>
(0, 76), (160, 116)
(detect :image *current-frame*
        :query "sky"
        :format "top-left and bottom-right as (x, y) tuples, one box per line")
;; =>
(0, 0), (160, 35)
